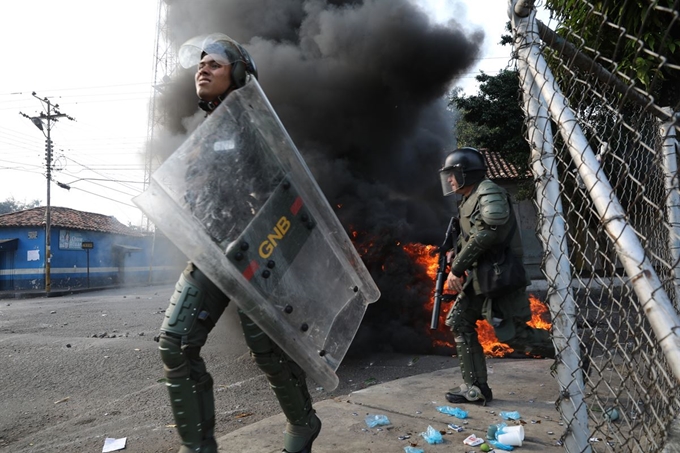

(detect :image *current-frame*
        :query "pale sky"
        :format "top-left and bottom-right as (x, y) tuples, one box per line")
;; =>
(0, 0), (511, 228)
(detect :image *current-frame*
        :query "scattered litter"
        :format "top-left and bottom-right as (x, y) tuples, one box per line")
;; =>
(50, 311), (56, 314)
(487, 422), (521, 450)
(604, 408), (619, 422)
(235, 412), (253, 419)
(547, 431), (555, 435)
(500, 411), (521, 420)
(398, 435), (411, 440)
(420, 425), (443, 444)
(487, 423), (500, 439)
(404, 447), (424, 453)
(54, 397), (70, 404)
(463, 434), (484, 446)
(407, 357), (420, 366)
(447, 423), (464, 432)
(102, 437), (126, 452)
(488, 439), (515, 451)
(352, 412), (358, 416)
(315, 387), (324, 392)
(364, 377), (378, 387)
(415, 410), (422, 415)
(436, 406), (468, 419)
(530, 420), (541, 424)
(365, 414), (391, 428)
(165, 424), (176, 428)
(589, 437), (602, 442)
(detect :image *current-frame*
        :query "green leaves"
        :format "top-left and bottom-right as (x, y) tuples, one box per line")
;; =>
(448, 70), (530, 174)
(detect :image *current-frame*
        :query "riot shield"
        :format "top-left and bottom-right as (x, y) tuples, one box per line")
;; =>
(133, 78), (380, 390)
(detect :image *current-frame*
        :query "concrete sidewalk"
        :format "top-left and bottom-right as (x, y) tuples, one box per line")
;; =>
(218, 358), (565, 452)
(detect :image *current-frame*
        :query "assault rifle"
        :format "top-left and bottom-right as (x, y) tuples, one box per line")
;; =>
(430, 216), (460, 330)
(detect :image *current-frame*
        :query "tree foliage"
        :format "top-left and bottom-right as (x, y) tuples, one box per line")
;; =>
(448, 69), (530, 173)
(0, 197), (41, 215)
(544, 0), (680, 105)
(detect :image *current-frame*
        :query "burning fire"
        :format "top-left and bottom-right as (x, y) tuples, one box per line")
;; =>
(404, 243), (552, 357)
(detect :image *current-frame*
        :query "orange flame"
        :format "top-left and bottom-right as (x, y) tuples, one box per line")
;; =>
(403, 242), (552, 357)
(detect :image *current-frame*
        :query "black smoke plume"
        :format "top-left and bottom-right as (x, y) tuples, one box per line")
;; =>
(158, 0), (484, 354)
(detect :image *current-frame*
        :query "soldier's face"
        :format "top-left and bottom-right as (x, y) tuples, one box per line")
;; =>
(448, 172), (472, 196)
(447, 172), (462, 193)
(195, 54), (232, 101)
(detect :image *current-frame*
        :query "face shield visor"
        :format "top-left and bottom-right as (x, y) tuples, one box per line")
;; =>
(179, 33), (241, 69)
(439, 165), (465, 196)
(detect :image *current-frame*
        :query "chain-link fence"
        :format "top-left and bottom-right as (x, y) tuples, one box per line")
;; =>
(509, 0), (680, 451)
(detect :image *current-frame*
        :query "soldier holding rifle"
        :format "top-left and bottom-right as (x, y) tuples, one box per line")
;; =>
(435, 147), (555, 406)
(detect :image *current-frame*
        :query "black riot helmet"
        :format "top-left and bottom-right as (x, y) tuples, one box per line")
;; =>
(179, 33), (258, 111)
(438, 147), (487, 196)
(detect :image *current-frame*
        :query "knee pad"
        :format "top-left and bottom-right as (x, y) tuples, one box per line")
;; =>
(158, 333), (189, 377)
(162, 265), (228, 339)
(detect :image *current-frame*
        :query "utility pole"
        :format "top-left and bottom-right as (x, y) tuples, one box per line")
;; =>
(20, 92), (75, 294)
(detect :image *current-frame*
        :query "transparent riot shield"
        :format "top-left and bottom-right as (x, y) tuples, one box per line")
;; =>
(133, 78), (380, 390)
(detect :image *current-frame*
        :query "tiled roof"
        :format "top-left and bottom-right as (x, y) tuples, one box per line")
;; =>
(0, 207), (142, 237)
(482, 149), (531, 180)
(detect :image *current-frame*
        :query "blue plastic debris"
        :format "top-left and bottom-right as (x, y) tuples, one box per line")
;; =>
(436, 405), (469, 419)
(420, 425), (444, 444)
(404, 447), (425, 453)
(364, 414), (391, 428)
(500, 411), (521, 420)
(488, 439), (515, 451)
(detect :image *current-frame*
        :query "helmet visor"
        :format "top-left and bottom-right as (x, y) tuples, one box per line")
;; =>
(179, 33), (240, 68)
(439, 166), (464, 196)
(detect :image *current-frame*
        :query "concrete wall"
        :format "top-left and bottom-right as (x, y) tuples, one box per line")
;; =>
(502, 181), (544, 281)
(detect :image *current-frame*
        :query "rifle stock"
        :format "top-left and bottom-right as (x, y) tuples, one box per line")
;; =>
(430, 217), (459, 330)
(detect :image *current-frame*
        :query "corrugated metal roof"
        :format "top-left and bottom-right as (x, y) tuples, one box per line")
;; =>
(482, 149), (531, 180)
(0, 207), (142, 237)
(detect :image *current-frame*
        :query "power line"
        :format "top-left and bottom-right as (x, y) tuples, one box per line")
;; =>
(0, 81), (154, 97)
(65, 185), (139, 209)
(19, 92), (75, 294)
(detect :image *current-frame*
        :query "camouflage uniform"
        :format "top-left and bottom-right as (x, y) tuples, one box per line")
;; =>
(445, 179), (554, 405)
(157, 33), (320, 453)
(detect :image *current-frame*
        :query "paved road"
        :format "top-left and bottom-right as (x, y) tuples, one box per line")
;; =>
(0, 284), (455, 453)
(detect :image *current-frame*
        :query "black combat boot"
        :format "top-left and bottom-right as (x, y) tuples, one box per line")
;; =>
(445, 382), (493, 406)
(282, 413), (322, 453)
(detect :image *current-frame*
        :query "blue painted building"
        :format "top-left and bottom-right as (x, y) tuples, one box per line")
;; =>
(0, 206), (186, 291)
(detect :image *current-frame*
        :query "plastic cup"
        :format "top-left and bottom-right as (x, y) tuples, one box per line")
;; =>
(497, 425), (525, 447)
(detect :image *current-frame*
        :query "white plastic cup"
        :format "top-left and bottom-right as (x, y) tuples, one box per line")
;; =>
(497, 425), (525, 447)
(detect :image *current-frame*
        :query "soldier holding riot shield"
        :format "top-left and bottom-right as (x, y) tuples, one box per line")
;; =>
(137, 34), (382, 453)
